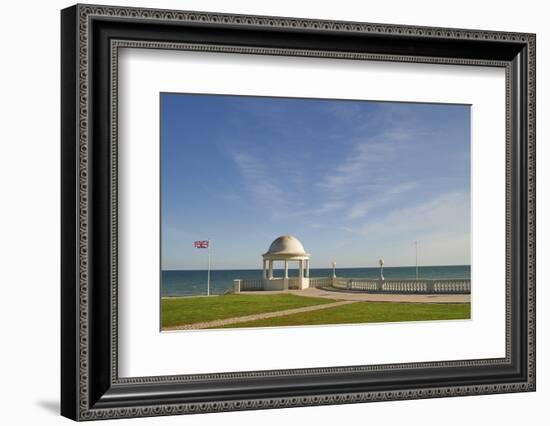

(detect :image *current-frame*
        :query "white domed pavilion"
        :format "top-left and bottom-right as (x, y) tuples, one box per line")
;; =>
(262, 235), (310, 290)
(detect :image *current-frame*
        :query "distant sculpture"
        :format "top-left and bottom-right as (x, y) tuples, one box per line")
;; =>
(379, 258), (385, 281)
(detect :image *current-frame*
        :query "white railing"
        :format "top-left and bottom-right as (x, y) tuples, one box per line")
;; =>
(287, 278), (301, 289)
(309, 277), (333, 288)
(234, 277), (470, 294)
(332, 278), (379, 291)
(238, 279), (264, 291)
(331, 278), (349, 289)
(349, 279), (380, 291)
(332, 278), (470, 294)
(381, 280), (428, 293)
(433, 280), (471, 294)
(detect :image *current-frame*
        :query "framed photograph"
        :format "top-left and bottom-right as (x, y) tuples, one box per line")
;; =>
(61, 4), (536, 421)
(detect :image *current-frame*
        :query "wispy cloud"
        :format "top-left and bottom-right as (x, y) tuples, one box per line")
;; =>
(314, 201), (345, 215)
(317, 103), (448, 227)
(319, 121), (420, 196)
(231, 148), (350, 221)
(333, 191), (471, 266)
(317, 129), (419, 227)
(271, 200), (346, 220)
(346, 181), (418, 219)
(357, 191), (470, 238)
(320, 140), (395, 192)
(232, 152), (289, 215)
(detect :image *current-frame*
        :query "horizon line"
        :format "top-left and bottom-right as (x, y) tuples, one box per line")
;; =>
(162, 264), (471, 272)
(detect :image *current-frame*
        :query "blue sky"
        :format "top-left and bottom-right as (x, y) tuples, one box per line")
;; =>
(161, 93), (470, 270)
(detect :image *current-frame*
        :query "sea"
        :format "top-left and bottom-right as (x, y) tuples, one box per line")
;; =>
(161, 265), (471, 297)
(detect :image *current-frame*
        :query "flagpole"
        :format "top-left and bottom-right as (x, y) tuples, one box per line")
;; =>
(207, 238), (211, 296)
(415, 240), (418, 280)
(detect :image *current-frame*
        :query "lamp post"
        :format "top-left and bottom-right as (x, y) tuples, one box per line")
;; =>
(331, 261), (336, 278)
(378, 258), (385, 292)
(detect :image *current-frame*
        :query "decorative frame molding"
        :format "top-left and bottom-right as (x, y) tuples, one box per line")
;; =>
(61, 4), (535, 421)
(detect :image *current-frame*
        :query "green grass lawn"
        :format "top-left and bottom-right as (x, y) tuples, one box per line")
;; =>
(161, 293), (336, 328)
(214, 301), (471, 329)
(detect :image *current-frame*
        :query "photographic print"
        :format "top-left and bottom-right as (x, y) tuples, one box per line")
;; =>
(160, 93), (471, 331)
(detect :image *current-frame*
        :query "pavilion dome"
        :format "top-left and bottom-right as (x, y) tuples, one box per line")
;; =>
(264, 235), (308, 257)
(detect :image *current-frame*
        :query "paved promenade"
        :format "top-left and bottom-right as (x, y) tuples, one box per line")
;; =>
(244, 287), (471, 304)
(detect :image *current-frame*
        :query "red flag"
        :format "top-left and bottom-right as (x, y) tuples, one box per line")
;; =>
(194, 240), (209, 248)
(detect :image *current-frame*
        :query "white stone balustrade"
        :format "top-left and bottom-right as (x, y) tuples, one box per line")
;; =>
(309, 277), (333, 288)
(238, 278), (264, 291)
(235, 277), (470, 294)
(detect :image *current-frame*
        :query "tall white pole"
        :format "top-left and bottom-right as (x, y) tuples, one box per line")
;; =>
(415, 240), (418, 279)
(207, 238), (211, 296)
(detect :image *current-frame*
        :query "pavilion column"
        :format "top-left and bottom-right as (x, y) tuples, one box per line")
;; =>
(268, 260), (274, 279)
(284, 260), (288, 278)
(298, 259), (304, 289)
(262, 259), (267, 279)
(306, 259), (310, 277)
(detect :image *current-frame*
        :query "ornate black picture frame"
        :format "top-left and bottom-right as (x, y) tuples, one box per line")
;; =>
(61, 4), (536, 421)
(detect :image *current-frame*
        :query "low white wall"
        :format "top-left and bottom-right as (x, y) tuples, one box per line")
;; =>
(238, 277), (471, 294)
